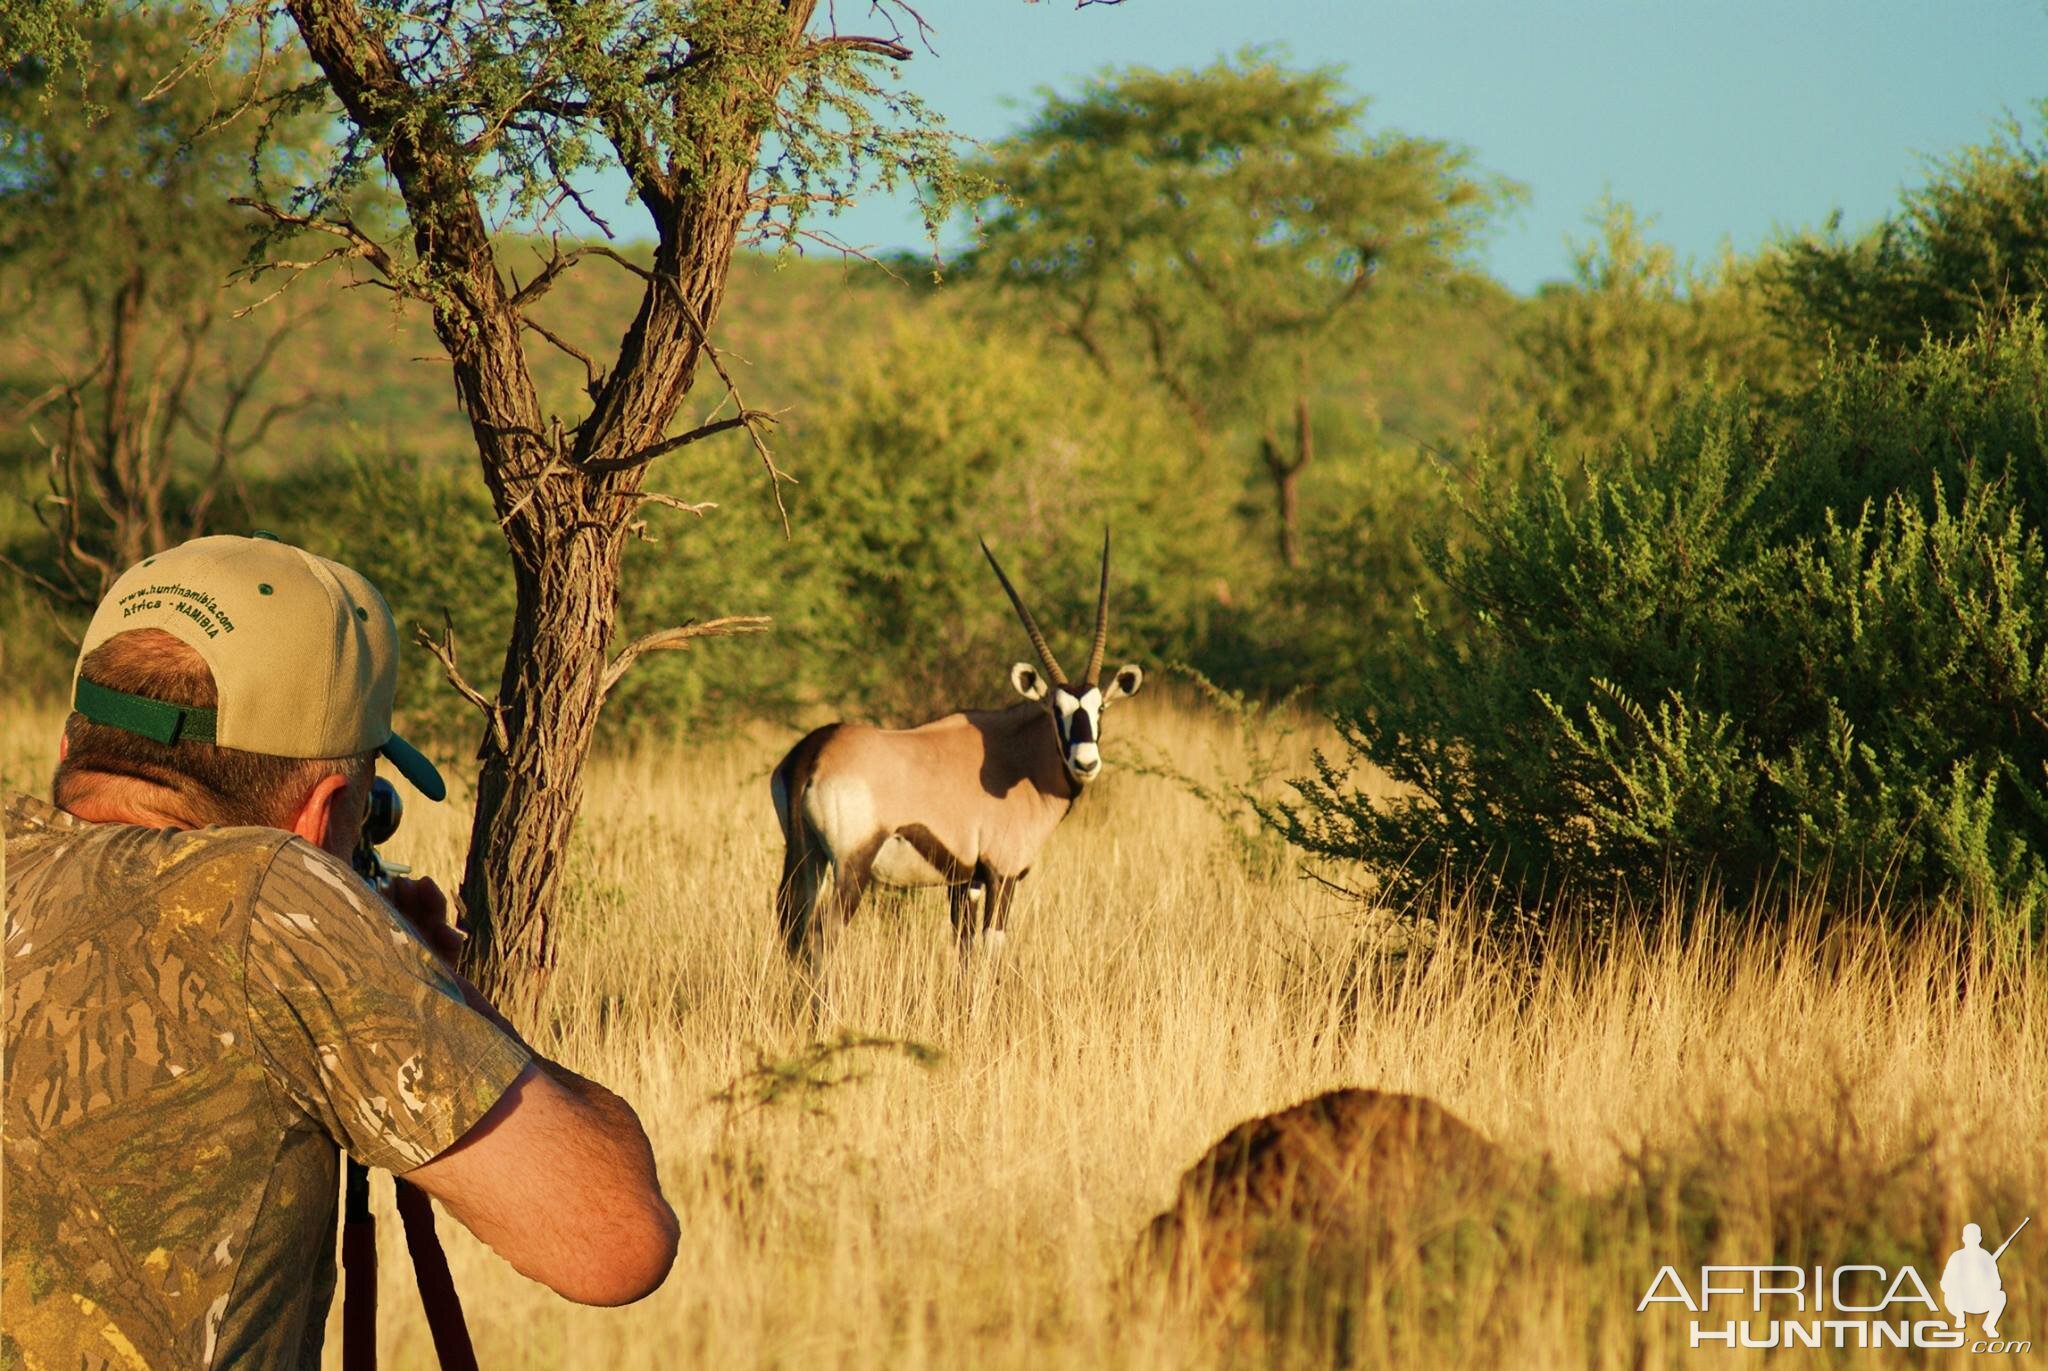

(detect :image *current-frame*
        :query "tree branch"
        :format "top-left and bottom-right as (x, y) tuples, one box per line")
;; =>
(415, 609), (511, 751)
(619, 490), (718, 543)
(600, 616), (773, 700)
(521, 317), (605, 398)
(577, 409), (777, 475)
(803, 35), (913, 60)
(580, 243), (799, 533)
(577, 243), (656, 283)
(628, 492), (717, 516)
(229, 196), (402, 283)
(507, 241), (587, 311)
(0, 548), (94, 618)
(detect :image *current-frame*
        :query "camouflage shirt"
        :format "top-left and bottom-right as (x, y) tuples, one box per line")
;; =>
(2, 793), (532, 1370)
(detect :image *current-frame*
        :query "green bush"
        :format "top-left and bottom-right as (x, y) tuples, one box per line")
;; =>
(1273, 314), (2048, 936)
(1764, 102), (2048, 356)
(1486, 200), (1803, 467)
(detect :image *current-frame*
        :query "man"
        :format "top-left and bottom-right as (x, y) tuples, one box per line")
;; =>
(1942, 1222), (2008, 1339)
(3, 534), (679, 1368)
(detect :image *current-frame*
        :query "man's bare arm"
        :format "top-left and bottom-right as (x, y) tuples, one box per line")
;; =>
(401, 1058), (679, 1306)
(379, 877), (678, 1306)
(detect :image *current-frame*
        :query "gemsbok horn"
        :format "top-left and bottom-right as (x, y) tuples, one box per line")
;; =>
(769, 531), (1144, 967)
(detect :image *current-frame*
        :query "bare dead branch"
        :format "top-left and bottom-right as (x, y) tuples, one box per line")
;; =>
(495, 448), (577, 530)
(614, 489), (720, 541)
(619, 490), (719, 542)
(745, 189), (857, 215)
(698, 352), (797, 536)
(0, 549), (94, 618)
(628, 492), (717, 516)
(845, 0), (937, 53)
(803, 34), (913, 60)
(415, 609), (511, 751)
(521, 317), (605, 398)
(579, 243), (657, 283)
(28, 400), (116, 593)
(13, 379), (78, 426)
(507, 242), (588, 311)
(176, 303), (325, 534)
(581, 245), (799, 534)
(600, 615), (773, 700)
(578, 409), (778, 475)
(228, 245), (355, 318)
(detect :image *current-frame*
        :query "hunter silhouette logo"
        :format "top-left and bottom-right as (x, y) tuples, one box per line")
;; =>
(1637, 1215), (2033, 1352)
(1945, 1218), (2029, 1341)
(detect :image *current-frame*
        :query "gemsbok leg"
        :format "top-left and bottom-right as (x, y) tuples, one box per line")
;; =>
(983, 872), (1021, 959)
(947, 878), (983, 941)
(949, 862), (1022, 967)
(804, 836), (877, 971)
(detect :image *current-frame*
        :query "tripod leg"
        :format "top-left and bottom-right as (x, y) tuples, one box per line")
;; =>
(394, 1179), (479, 1371)
(342, 1162), (377, 1371)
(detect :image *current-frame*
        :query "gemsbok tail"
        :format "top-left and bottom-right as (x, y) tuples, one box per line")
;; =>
(770, 725), (840, 958)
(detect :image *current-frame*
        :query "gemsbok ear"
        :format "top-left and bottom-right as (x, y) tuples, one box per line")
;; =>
(1011, 662), (1049, 700)
(1106, 664), (1145, 701)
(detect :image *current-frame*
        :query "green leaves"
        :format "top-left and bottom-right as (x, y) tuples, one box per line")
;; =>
(0, 4), (294, 306)
(1277, 317), (2048, 933)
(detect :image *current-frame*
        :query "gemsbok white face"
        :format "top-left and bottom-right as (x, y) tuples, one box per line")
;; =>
(1007, 664), (1145, 784)
(770, 530), (1145, 973)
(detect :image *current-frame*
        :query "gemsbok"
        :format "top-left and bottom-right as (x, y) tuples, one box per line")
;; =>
(770, 534), (1144, 967)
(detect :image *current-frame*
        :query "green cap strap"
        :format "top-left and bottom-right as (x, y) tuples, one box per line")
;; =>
(74, 677), (218, 745)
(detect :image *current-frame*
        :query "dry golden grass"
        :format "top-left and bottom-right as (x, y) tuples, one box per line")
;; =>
(4, 695), (2042, 1367)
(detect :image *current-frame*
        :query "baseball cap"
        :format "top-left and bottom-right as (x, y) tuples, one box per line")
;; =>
(71, 533), (446, 802)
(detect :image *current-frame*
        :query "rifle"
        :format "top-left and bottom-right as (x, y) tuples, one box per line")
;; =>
(1991, 1216), (2032, 1264)
(347, 777), (480, 1371)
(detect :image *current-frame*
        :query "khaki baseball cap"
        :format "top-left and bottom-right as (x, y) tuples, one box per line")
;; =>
(72, 533), (445, 801)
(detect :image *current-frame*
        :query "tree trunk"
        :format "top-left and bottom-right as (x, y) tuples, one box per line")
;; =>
(1260, 393), (1312, 569)
(284, 0), (809, 1000)
(457, 536), (620, 996)
(101, 268), (154, 571)
(451, 138), (762, 1002)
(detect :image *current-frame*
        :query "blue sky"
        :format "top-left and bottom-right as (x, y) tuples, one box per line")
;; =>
(583, 1), (2048, 295)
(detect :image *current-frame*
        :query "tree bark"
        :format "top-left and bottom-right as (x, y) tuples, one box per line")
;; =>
(458, 539), (619, 992)
(1260, 393), (1312, 569)
(100, 267), (159, 571)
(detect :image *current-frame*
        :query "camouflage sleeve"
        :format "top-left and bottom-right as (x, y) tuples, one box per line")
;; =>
(242, 837), (533, 1173)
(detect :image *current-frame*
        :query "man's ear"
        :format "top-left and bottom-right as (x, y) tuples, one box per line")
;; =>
(1010, 662), (1049, 701)
(58, 733), (69, 760)
(1105, 664), (1145, 702)
(291, 773), (357, 859)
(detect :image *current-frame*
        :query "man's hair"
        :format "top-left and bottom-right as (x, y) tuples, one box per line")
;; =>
(54, 628), (375, 830)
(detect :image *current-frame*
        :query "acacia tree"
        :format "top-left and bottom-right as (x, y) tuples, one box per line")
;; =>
(8, 0), (1114, 999)
(966, 53), (1518, 567)
(0, 6), (324, 603)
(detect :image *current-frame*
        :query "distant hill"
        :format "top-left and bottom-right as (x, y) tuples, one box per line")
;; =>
(0, 241), (1518, 478)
